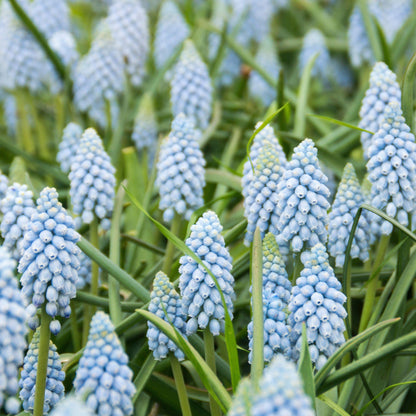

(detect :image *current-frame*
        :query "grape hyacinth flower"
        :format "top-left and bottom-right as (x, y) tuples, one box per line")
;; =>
(170, 40), (213, 130)
(18, 187), (80, 334)
(358, 62), (401, 159)
(275, 139), (331, 252)
(69, 128), (116, 229)
(57, 122), (83, 174)
(179, 211), (234, 336)
(74, 312), (136, 416)
(328, 163), (370, 267)
(19, 329), (65, 414)
(50, 396), (94, 416)
(366, 101), (416, 235)
(288, 243), (347, 369)
(0, 169), (8, 201)
(156, 114), (205, 223)
(147, 271), (187, 361)
(30, 0), (70, 39)
(227, 378), (253, 416)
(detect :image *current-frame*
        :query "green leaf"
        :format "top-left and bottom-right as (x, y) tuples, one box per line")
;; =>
(308, 114), (374, 134)
(358, 0), (383, 61)
(132, 354), (157, 404)
(298, 325), (316, 410)
(205, 168), (242, 191)
(402, 51), (416, 132)
(318, 394), (351, 416)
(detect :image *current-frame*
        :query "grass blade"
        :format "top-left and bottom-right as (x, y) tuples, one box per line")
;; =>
(318, 394), (352, 416)
(298, 325), (316, 410)
(308, 114), (374, 134)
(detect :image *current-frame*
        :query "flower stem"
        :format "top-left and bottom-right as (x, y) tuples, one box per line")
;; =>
(204, 330), (221, 416)
(16, 90), (35, 154)
(162, 213), (182, 276)
(170, 355), (192, 416)
(70, 300), (81, 351)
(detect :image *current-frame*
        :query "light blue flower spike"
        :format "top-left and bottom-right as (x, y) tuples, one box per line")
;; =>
(329, 163), (370, 267)
(179, 211), (234, 336)
(156, 114), (205, 223)
(57, 122), (83, 174)
(147, 271), (187, 361)
(30, 0), (70, 39)
(50, 396), (94, 416)
(358, 62), (401, 159)
(288, 243), (347, 370)
(19, 329), (65, 414)
(276, 138), (331, 252)
(74, 312), (136, 416)
(227, 378), (253, 416)
(367, 101), (416, 235)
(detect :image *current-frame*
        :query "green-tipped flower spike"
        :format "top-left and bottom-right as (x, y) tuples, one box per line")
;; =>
(50, 396), (94, 416)
(57, 122), (83, 174)
(147, 271), (187, 361)
(19, 329), (65, 414)
(0, 169), (8, 201)
(227, 378), (253, 416)
(74, 312), (136, 416)
(328, 164), (370, 267)
(170, 40), (213, 130)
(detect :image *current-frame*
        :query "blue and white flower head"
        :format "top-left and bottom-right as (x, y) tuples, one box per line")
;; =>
(69, 128), (116, 229)
(0, 169), (8, 201)
(227, 378), (253, 416)
(366, 101), (416, 235)
(179, 211), (235, 336)
(50, 396), (94, 416)
(18, 187), (80, 334)
(251, 355), (315, 416)
(30, 0), (70, 39)
(0, 183), (35, 262)
(107, 0), (150, 86)
(156, 114), (205, 223)
(153, 1), (190, 70)
(170, 40), (213, 130)
(358, 62), (401, 159)
(57, 122), (83, 174)
(276, 139), (331, 253)
(19, 329), (65, 414)
(147, 271), (187, 361)
(328, 163), (370, 267)
(74, 311), (136, 416)
(288, 243), (347, 370)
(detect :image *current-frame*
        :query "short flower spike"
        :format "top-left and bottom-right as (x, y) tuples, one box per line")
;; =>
(49, 396), (94, 416)
(227, 378), (253, 416)
(74, 312), (136, 416)
(57, 122), (83, 174)
(179, 211), (235, 336)
(288, 243), (347, 370)
(147, 271), (187, 361)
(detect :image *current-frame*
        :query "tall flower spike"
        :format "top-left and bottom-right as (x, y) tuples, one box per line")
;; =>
(179, 211), (234, 336)
(107, 0), (150, 86)
(358, 62), (401, 159)
(366, 101), (416, 235)
(57, 122), (83, 174)
(0, 169), (8, 200)
(276, 139), (331, 252)
(69, 128), (116, 229)
(156, 114), (205, 223)
(170, 40), (213, 130)
(328, 163), (370, 267)
(74, 312), (136, 416)
(147, 271), (187, 361)
(50, 396), (95, 416)
(19, 329), (65, 414)
(251, 355), (315, 415)
(18, 187), (80, 334)
(288, 243), (347, 370)
(227, 378), (253, 416)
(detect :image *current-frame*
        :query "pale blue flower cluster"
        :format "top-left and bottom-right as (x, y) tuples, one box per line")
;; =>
(18, 187), (80, 334)
(50, 396), (94, 416)
(57, 122), (83, 174)
(275, 139), (330, 252)
(227, 378), (253, 416)
(30, 0), (70, 39)
(147, 271), (187, 361)
(179, 211), (234, 336)
(367, 101), (416, 235)
(288, 243), (347, 370)
(156, 114), (205, 222)
(74, 312), (136, 416)
(0, 169), (8, 200)
(19, 329), (65, 414)
(69, 128), (116, 229)
(328, 163), (370, 267)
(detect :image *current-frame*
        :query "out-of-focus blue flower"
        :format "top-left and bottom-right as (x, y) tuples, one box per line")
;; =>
(19, 329), (65, 414)
(147, 271), (187, 361)
(0, 170), (8, 201)
(208, 0), (229, 63)
(275, 138), (330, 252)
(179, 211), (234, 336)
(272, 0), (289, 12)
(156, 114), (205, 223)
(362, 176), (381, 245)
(2, 93), (17, 136)
(328, 163), (370, 267)
(57, 122), (83, 174)
(367, 101), (416, 235)
(30, 0), (70, 39)
(288, 243), (347, 370)
(227, 378), (253, 416)
(75, 251), (92, 290)
(49, 31), (78, 69)
(69, 128), (116, 229)
(18, 187), (80, 334)
(5, 397), (20, 415)
(74, 311), (136, 416)
(330, 56), (355, 89)
(50, 396), (94, 416)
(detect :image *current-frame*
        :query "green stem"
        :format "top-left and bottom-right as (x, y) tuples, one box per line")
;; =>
(292, 252), (303, 285)
(162, 213), (182, 275)
(27, 95), (50, 160)
(170, 355), (192, 416)
(204, 330), (222, 416)
(70, 301), (81, 351)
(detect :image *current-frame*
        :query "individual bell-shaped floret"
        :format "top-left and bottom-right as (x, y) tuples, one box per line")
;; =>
(358, 62), (401, 159)
(30, 0), (70, 38)
(18, 187), (80, 334)
(366, 101), (416, 235)
(0, 169), (8, 200)
(156, 114), (205, 223)
(50, 395), (95, 416)
(288, 243), (347, 370)
(69, 128), (116, 229)
(275, 139), (331, 252)
(74, 312), (136, 416)
(170, 40), (213, 130)
(179, 211), (235, 336)
(147, 271), (187, 361)
(227, 378), (253, 416)
(328, 163), (370, 267)
(57, 122), (83, 174)
(19, 329), (65, 414)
